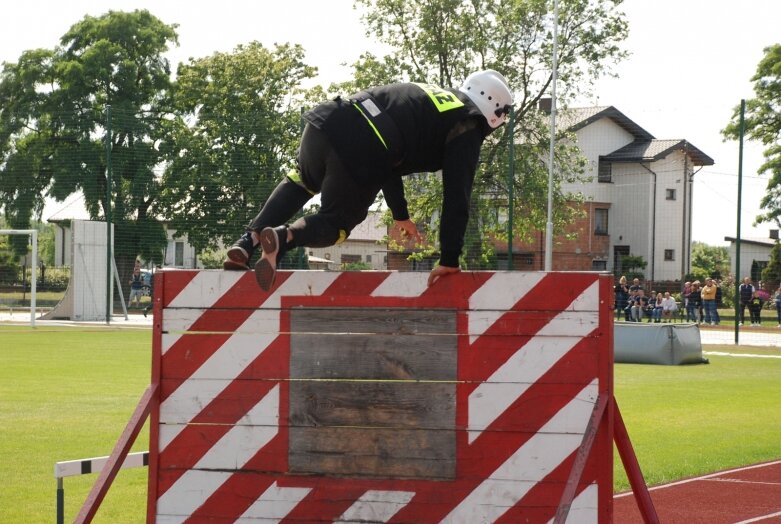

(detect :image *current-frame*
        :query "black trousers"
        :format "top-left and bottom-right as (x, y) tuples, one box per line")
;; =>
(247, 124), (383, 248)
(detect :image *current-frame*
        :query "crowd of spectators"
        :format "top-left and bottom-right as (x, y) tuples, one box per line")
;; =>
(615, 275), (781, 327)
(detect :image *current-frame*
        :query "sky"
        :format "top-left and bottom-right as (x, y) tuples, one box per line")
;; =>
(1, 0), (779, 246)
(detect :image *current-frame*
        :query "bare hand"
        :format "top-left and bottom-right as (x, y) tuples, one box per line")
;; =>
(428, 265), (460, 287)
(394, 219), (422, 243)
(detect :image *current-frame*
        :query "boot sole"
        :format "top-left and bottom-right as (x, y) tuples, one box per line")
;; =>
(254, 228), (279, 291)
(224, 246), (250, 270)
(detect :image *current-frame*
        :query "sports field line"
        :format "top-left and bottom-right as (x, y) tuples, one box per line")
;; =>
(733, 510), (781, 523)
(703, 351), (781, 359)
(613, 459), (781, 497)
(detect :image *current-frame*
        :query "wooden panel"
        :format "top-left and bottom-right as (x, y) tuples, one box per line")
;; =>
(290, 333), (456, 380)
(290, 308), (456, 335)
(289, 426), (456, 480)
(289, 381), (455, 429)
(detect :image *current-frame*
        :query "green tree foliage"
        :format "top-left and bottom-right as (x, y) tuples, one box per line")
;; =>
(160, 42), (316, 251)
(619, 254), (646, 281)
(761, 241), (781, 288)
(690, 241), (730, 281)
(724, 44), (781, 227)
(344, 0), (628, 267)
(0, 10), (176, 288)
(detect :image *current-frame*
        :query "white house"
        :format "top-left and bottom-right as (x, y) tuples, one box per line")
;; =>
(560, 106), (714, 282)
(724, 230), (779, 281)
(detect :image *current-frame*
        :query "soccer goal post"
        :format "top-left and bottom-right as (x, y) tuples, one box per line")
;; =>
(0, 229), (38, 327)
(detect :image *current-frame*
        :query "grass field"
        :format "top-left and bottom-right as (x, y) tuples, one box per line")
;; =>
(0, 325), (779, 523)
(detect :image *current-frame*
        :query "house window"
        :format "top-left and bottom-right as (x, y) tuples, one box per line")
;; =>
(594, 208), (608, 235)
(664, 249), (674, 261)
(592, 260), (607, 271)
(174, 241), (184, 267)
(598, 159), (612, 183)
(366, 255), (372, 263)
(666, 188), (676, 201)
(341, 254), (361, 265)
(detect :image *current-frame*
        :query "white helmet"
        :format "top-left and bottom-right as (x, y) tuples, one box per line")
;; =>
(459, 70), (514, 128)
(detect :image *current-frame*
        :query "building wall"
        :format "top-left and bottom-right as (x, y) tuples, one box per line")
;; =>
(562, 121), (693, 282)
(729, 242), (772, 280)
(308, 213), (389, 270)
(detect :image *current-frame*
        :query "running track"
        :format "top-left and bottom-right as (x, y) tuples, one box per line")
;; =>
(613, 460), (781, 523)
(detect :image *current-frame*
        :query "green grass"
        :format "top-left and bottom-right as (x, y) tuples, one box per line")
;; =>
(0, 326), (151, 523)
(0, 327), (779, 522)
(613, 345), (781, 491)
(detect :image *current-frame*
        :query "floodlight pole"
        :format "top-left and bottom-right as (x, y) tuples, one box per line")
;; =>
(545, 0), (560, 272)
(106, 105), (113, 325)
(734, 100), (745, 345)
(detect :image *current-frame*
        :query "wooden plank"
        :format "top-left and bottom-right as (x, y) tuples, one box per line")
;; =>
(290, 333), (457, 380)
(289, 426), (456, 479)
(289, 381), (455, 429)
(290, 308), (456, 335)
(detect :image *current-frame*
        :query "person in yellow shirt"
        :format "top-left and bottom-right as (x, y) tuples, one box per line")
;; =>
(701, 278), (720, 325)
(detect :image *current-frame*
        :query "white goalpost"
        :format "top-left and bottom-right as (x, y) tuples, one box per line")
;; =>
(0, 229), (38, 327)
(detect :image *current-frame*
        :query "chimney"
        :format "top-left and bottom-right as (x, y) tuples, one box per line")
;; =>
(538, 97), (552, 114)
(770, 229), (779, 240)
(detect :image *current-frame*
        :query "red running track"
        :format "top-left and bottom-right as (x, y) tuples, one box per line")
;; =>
(613, 460), (781, 523)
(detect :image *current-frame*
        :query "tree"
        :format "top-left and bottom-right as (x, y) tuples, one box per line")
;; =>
(343, 0), (628, 267)
(0, 10), (177, 298)
(761, 241), (781, 288)
(690, 241), (730, 281)
(159, 42), (316, 252)
(723, 43), (781, 227)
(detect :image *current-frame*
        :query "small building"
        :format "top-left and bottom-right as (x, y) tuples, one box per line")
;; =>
(724, 230), (780, 281)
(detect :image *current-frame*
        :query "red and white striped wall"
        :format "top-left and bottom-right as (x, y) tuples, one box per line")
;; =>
(147, 270), (614, 523)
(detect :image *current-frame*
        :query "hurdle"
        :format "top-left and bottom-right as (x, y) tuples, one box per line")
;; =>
(76, 270), (659, 523)
(55, 451), (148, 524)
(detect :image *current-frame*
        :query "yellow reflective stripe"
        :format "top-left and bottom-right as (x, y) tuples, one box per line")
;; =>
(413, 83), (464, 112)
(335, 229), (348, 244)
(285, 169), (317, 196)
(353, 104), (388, 149)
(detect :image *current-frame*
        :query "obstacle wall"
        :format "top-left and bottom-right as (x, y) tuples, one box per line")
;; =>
(148, 270), (614, 523)
(43, 220), (112, 321)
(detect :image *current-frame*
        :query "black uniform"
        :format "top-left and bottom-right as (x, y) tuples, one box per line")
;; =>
(247, 82), (492, 268)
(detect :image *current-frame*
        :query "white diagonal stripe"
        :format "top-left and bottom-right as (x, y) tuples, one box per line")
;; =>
(468, 284), (600, 443)
(467, 272), (545, 343)
(159, 274), (339, 448)
(546, 483), (598, 524)
(159, 330), (277, 450)
(162, 271), (340, 350)
(167, 270), (245, 310)
(239, 482), (312, 521)
(335, 490), (416, 523)
(444, 381), (598, 523)
(157, 386), (279, 516)
(371, 271), (429, 297)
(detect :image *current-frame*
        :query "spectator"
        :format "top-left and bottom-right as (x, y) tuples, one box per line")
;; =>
(749, 291), (764, 326)
(687, 281), (702, 323)
(128, 262), (144, 309)
(651, 292), (664, 323)
(661, 292), (678, 322)
(682, 281), (692, 312)
(738, 277), (755, 325)
(632, 289), (648, 323)
(624, 289), (637, 321)
(775, 286), (781, 327)
(615, 275), (629, 321)
(701, 278), (720, 325)
(629, 278), (643, 294)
